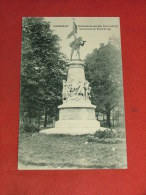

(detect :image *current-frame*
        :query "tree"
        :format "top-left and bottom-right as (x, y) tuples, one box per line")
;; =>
(20, 17), (67, 131)
(85, 41), (124, 128)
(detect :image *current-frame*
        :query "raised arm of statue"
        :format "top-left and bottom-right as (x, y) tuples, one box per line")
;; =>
(67, 19), (86, 60)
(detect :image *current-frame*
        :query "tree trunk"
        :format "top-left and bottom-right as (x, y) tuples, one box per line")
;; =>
(44, 111), (48, 128)
(37, 114), (41, 128)
(112, 109), (114, 127)
(106, 111), (111, 128)
(52, 117), (55, 128)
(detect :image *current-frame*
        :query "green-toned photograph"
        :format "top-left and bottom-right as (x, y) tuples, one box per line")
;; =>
(18, 17), (127, 169)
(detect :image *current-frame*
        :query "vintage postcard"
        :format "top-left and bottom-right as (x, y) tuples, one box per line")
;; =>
(18, 17), (127, 169)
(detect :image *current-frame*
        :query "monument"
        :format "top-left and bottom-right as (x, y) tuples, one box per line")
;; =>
(40, 19), (100, 135)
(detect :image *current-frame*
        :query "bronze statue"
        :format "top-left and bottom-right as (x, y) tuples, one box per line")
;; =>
(67, 19), (86, 60)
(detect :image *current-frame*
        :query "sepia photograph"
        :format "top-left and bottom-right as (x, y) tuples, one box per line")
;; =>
(18, 17), (127, 169)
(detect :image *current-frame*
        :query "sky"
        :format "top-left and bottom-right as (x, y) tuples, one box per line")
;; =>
(44, 17), (121, 60)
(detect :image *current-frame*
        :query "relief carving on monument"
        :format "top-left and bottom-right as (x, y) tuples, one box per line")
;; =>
(62, 79), (91, 102)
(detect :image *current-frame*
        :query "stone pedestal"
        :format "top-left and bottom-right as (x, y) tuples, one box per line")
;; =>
(40, 60), (100, 135)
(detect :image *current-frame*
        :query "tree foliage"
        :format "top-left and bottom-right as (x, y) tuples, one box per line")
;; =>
(20, 17), (67, 130)
(85, 42), (124, 127)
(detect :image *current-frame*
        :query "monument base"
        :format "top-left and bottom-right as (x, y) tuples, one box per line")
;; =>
(39, 59), (100, 135)
(40, 102), (100, 135)
(40, 120), (100, 135)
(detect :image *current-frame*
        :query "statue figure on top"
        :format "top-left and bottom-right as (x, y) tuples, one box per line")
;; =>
(67, 18), (86, 60)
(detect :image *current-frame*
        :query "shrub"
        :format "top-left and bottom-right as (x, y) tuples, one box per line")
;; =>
(87, 128), (126, 144)
(19, 122), (40, 133)
(87, 135), (122, 144)
(94, 128), (117, 139)
(116, 128), (126, 138)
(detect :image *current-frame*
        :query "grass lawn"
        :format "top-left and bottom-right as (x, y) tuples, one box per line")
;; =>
(18, 133), (127, 169)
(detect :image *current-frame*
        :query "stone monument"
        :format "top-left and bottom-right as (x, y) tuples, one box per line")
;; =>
(40, 19), (100, 135)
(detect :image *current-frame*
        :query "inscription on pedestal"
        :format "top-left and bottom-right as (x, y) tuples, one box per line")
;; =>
(59, 107), (96, 120)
